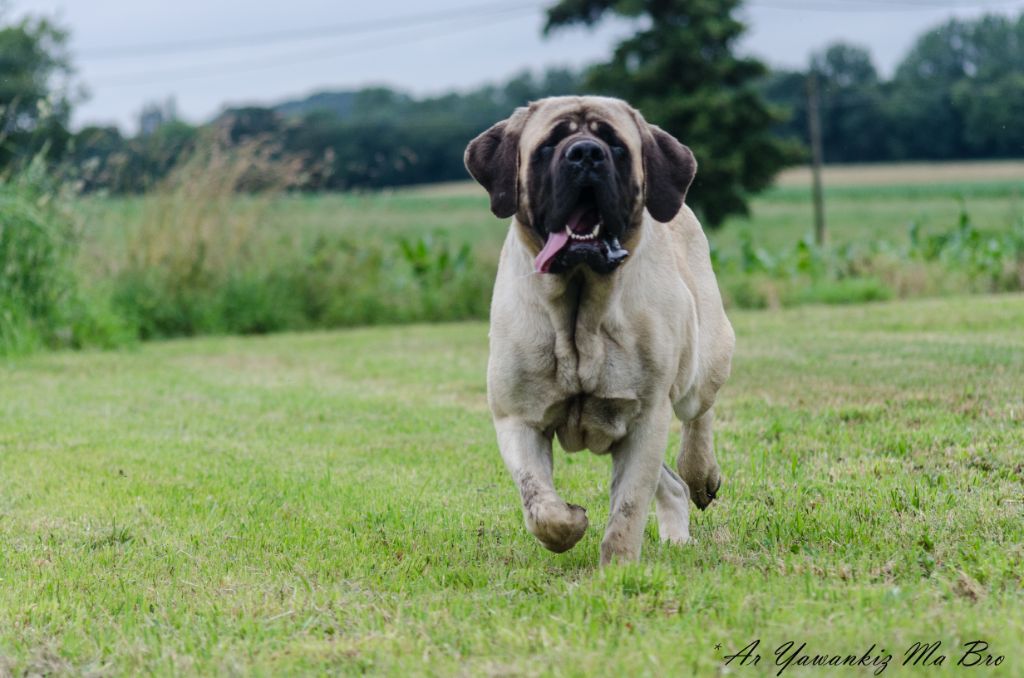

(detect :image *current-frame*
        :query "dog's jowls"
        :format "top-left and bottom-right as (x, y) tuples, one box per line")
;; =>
(465, 96), (734, 564)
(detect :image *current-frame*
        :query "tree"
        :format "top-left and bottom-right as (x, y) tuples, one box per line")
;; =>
(889, 12), (1024, 160)
(67, 120), (198, 193)
(65, 125), (124, 191)
(545, 0), (798, 227)
(757, 69), (808, 150)
(0, 14), (73, 171)
(813, 43), (878, 89)
(757, 11), (1024, 165)
(138, 97), (179, 137)
(952, 73), (1024, 158)
(275, 69), (584, 191)
(217, 106), (284, 144)
(811, 43), (888, 163)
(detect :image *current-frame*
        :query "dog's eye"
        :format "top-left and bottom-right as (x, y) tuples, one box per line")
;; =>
(539, 144), (556, 158)
(611, 145), (626, 159)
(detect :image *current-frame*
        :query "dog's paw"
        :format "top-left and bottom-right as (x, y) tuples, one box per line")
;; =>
(659, 532), (692, 548)
(526, 501), (588, 553)
(680, 462), (722, 511)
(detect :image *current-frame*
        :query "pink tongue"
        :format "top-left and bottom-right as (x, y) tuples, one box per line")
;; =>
(533, 206), (591, 274)
(534, 231), (570, 274)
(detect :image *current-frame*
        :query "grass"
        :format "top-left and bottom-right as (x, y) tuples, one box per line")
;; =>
(64, 146), (492, 343)
(69, 161), (1023, 327)
(774, 160), (1024, 187)
(77, 161), (1024, 263)
(1, 294), (1022, 675)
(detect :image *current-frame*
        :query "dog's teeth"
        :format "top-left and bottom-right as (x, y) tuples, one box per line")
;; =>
(565, 222), (601, 241)
(565, 223), (602, 241)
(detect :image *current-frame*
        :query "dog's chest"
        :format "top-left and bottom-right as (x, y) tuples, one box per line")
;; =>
(547, 327), (646, 454)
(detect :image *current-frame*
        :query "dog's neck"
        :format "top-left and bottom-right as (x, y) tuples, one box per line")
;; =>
(515, 216), (646, 318)
(508, 215), (655, 393)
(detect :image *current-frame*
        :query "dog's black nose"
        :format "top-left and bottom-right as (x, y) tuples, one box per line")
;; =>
(565, 139), (604, 168)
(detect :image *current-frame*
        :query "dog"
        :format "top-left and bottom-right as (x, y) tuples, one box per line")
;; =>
(464, 96), (735, 564)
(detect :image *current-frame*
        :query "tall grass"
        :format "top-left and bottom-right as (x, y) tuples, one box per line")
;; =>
(105, 139), (492, 339)
(0, 165), (66, 354)
(5, 145), (1023, 358)
(0, 157), (129, 356)
(107, 139), (297, 337)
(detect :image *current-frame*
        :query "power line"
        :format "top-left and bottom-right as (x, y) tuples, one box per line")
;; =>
(840, 0), (1020, 4)
(75, 0), (1024, 68)
(750, 0), (1024, 12)
(76, 1), (545, 61)
(89, 8), (538, 88)
(80, 0), (1024, 89)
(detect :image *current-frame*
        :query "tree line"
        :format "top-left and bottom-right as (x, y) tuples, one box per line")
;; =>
(763, 14), (1024, 163)
(2, 5), (1022, 227)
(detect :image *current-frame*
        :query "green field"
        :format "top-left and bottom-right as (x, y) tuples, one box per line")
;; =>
(58, 161), (1024, 340)
(2, 294), (1022, 675)
(64, 161), (1023, 328)
(78, 161), (1024, 263)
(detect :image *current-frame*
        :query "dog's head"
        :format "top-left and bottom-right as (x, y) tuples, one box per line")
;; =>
(465, 96), (696, 275)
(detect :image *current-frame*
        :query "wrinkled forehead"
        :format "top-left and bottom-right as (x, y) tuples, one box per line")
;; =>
(520, 97), (644, 156)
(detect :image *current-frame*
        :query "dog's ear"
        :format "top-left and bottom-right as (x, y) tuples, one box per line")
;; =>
(641, 123), (697, 223)
(464, 111), (525, 219)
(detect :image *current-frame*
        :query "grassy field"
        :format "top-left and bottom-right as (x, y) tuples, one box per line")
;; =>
(77, 160), (1024, 263)
(44, 160), (1019, 347)
(2, 294), (1022, 675)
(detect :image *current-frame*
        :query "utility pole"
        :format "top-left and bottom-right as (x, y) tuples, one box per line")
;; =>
(807, 69), (827, 247)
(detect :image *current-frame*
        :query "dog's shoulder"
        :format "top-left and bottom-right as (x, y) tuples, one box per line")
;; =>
(661, 205), (736, 412)
(659, 206), (721, 310)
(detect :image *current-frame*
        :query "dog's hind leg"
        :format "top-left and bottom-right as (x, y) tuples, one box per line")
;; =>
(676, 408), (722, 510)
(494, 417), (588, 553)
(655, 463), (692, 544)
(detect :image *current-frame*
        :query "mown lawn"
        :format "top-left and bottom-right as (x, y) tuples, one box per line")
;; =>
(1, 294), (1023, 676)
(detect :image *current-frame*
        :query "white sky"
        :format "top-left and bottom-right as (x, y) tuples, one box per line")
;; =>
(7, 0), (1024, 132)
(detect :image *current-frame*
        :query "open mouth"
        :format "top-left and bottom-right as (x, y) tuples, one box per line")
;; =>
(533, 191), (629, 275)
(566, 204), (602, 242)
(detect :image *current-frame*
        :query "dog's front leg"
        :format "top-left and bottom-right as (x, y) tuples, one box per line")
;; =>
(602, 405), (672, 565)
(494, 417), (588, 553)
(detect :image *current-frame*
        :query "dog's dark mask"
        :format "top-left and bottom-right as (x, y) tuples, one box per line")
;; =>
(465, 101), (697, 276)
(526, 120), (634, 274)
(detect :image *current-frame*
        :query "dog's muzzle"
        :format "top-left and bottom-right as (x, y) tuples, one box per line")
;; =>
(533, 140), (630, 275)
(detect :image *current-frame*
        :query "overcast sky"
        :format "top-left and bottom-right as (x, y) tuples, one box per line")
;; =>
(8, 0), (1024, 132)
